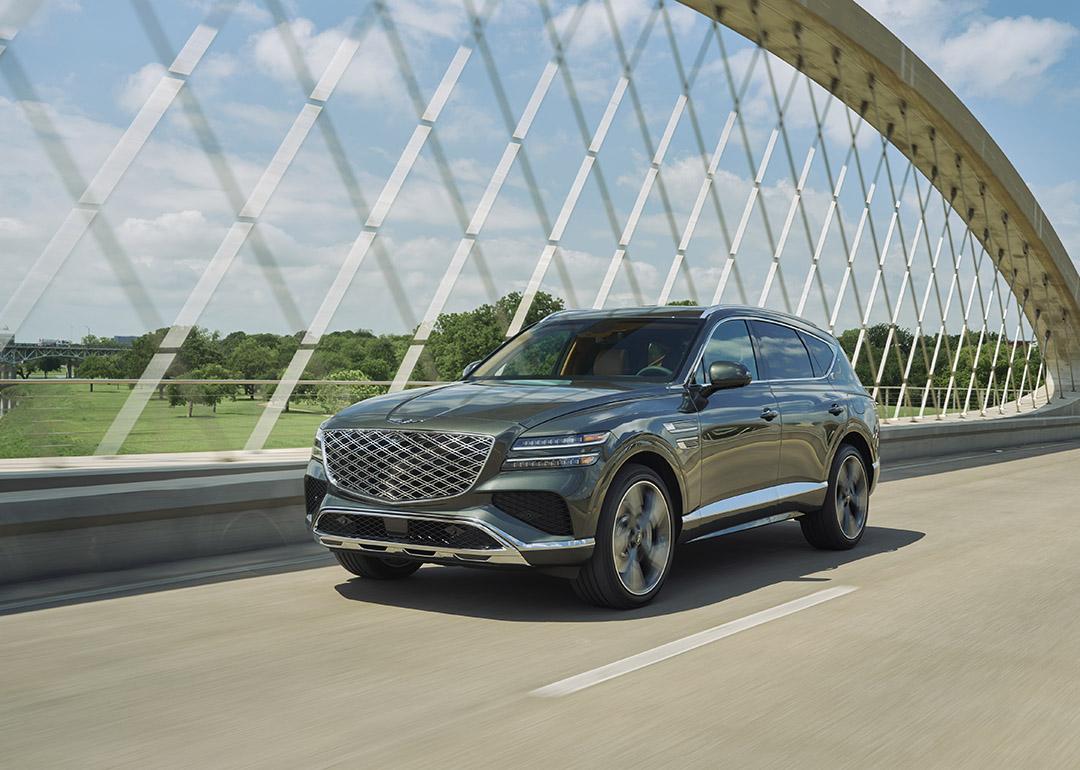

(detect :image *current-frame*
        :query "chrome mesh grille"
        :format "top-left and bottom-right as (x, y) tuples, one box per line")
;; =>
(321, 428), (494, 502)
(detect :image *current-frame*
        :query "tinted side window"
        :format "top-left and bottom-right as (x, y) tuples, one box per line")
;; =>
(800, 331), (836, 377)
(703, 320), (758, 380)
(750, 320), (813, 380)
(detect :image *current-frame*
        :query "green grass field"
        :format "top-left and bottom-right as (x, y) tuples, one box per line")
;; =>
(0, 384), (327, 458)
(0, 382), (1002, 458)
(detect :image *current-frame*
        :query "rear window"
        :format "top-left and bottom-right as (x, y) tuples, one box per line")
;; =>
(800, 331), (836, 377)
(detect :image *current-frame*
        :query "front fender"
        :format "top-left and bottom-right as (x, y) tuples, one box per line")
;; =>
(589, 432), (693, 522)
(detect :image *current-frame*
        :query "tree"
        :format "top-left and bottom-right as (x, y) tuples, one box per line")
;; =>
(666, 299), (698, 306)
(170, 326), (222, 375)
(315, 369), (384, 415)
(76, 355), (120, 392)
(115, 329), (166, 379)
(425, 291), (564, 380)
(37, 355), (64, 378)
(226, 337), (280, 399)
(166, 364), (239, 417)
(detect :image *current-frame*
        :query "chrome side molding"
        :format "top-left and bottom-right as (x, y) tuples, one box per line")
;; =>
(682, 481), (827, 526)
(685, 511), (799, 544)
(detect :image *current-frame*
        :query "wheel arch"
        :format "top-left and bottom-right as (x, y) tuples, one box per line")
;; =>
(836, 429), (875, 488)
(594, 439), (687, 537)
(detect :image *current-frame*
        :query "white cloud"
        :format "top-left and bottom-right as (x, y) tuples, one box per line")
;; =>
(856, 1), (1078, 100)
(0, 216), (31, 235)
(936, 16), (1078, 96)
(117, 62), (166, 114)
(249, 18), (404, 105)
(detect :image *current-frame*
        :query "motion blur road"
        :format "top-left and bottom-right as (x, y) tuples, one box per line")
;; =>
(4, 445), (1080, 768)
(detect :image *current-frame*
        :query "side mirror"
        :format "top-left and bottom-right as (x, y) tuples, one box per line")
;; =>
(703, 360), (751, 395)
(461, 360), (482, 379)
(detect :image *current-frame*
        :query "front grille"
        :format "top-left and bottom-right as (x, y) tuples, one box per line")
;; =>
(322, 428), (494, 502)
(315, 512), (501, 550)
(304, 475), (328, 518)
(493, 491), (573, 536)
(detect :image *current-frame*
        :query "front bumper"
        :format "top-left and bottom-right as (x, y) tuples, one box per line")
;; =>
(306, 454), (596, 568)
(312, 505), (594, 567)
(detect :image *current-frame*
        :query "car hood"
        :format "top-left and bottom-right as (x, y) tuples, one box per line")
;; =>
(326, 380), (660, 432)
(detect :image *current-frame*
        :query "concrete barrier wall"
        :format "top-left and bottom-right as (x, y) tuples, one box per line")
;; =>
(879, 415), (1080, 463)
(3, 415), (1080, 585)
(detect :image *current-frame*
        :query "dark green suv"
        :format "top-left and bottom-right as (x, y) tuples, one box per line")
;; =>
(304, 305), (879, 608)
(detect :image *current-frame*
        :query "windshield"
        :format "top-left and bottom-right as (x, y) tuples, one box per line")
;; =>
(469, 317), (702, 382)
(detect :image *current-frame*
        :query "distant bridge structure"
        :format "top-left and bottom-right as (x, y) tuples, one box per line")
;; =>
(0, 0), (1077, 457)
(0, 340), (124, 377)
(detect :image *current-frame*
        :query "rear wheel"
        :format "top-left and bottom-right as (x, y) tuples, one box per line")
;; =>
(800, 445), (869, 550)
(573, 464), (675, 609)
(332, 550), (422, 579)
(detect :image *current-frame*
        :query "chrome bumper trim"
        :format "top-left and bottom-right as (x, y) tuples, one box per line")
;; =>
(313, 507), (593, 565)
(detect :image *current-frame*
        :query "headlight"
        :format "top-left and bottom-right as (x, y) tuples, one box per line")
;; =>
(311, 427), (325, 462)
(503, 431), (608, 470)
(502, 453), (600, 470)
(510, 431), (609, 451)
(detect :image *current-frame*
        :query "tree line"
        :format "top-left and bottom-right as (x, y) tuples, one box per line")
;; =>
(56, 290), (1040, 416)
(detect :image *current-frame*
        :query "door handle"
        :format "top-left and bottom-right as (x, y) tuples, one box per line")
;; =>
(760, 407), (779, 422)
(828, 403), (844, 416)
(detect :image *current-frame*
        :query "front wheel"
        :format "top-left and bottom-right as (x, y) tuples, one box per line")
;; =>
(573, 464), (676, 609)
(332, 550), (422, 579)
(800, 445), (869, 550)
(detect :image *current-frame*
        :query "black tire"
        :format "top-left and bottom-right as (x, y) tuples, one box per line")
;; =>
(332, 550), (422, 579)
(573, 463), (676, 609)
(800, 445), (869, 550)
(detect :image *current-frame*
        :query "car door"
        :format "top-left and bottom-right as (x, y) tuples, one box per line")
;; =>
(748, 320), (843, 489)
(693, 319), (781, 526)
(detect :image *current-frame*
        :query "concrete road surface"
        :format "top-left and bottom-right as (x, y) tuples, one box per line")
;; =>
(3, 445), (1080, 768)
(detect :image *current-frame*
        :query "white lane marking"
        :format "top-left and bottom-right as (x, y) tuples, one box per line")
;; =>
(531, 585), (857, 698)
(0, 554), (331, 614)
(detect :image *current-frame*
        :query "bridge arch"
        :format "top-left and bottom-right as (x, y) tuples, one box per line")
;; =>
(676, 0), (1080, 404)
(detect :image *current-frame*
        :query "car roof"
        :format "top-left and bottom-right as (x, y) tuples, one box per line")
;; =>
(539, 304), (831, 336)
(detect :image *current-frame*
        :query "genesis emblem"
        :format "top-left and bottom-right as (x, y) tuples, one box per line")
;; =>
(388, 416), (425, 424)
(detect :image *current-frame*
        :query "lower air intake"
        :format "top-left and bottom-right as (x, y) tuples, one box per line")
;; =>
(492, 491), (574, 536)
(316, 512), (501, 551)
(304, 476), (328, 518)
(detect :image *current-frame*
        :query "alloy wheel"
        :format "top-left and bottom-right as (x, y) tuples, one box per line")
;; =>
(835, 455), (868, 539)
(612, 479), (672, 595)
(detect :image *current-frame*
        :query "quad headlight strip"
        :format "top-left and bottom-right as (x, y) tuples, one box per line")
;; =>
(503, 432), (608, 470)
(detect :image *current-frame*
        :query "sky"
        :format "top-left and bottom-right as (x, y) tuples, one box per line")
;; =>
(0, 0), (1077, 343)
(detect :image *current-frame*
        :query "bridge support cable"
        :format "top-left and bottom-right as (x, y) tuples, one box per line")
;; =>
(509, 0), (706, 333)
(0, 2), (229, 346)
(241, 6), (498, 451)
(96, 10), (379, 455)
(389, 53), (563, 389)
(861, 78), (937, 414)
(386, 0), (599, 393)
(505, 0), (656, 335)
